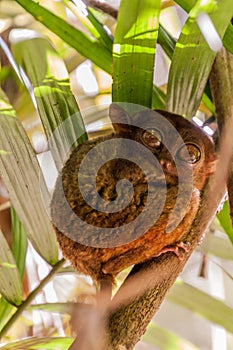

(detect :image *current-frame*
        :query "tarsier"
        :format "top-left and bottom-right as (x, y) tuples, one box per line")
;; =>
(51, 104), (216, 287)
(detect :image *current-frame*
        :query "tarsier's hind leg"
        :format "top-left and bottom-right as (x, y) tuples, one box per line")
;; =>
(102, 241), (190, 276)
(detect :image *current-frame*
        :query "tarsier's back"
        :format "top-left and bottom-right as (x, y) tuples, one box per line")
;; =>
(51, 104), (216, 284)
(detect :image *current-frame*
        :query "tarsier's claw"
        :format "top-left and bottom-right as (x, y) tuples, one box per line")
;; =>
(158, 241), (191, 260)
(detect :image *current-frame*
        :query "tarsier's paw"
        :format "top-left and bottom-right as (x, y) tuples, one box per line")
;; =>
(157, 241), (191, 260)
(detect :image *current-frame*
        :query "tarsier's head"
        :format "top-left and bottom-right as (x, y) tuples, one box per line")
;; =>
(51, 103), (218, 249)
(109, 103), (217, 191)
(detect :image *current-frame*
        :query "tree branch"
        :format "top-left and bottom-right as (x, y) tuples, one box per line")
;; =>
(83, 0), (118, 19)
(107, 182), (224, 349)
(209, 48), (233, 229)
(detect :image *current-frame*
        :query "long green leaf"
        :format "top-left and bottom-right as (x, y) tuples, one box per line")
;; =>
(0, 230), (22, 306)
(223, 24), (233, 54)
(14, 0), (112, 74)
(152, 85), (166, 110)
(167, 0), (233, 117)
(157, 24), (176, 59)
(11, 207), (28, 281)
(0, 298), (16, 332)
(168, 282), (233, 333)
(62, 0), (113, 52)
(112, 0), (161, 107)
(0, 89), (58, 265)
(175, 0), (233, 54)
(87, 7), (113, 51)
(0, 337), (73, 349)
(156, 24), (215, 113)
(12, 37), (87, 168)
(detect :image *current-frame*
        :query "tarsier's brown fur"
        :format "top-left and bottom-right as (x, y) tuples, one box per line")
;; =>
(51, 104), (217, 286)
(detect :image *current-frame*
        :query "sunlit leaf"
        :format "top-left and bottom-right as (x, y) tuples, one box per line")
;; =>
(175, 0), (233, 53)
(223, 24), (233, 54)
(0, 89), (58, 264)
(14, 0), (112, 73)
(152, 85), (166, 110)
(157, 24), (175, 59)
(11, 207), (28, 281)
(0, 262), (16, 268)
(12, 37), (87, 168)
(87, 7), (113, 51)
(62, 0), (113, 52)
(167, 0), (233, 117)
(0, 90), (15, 116)
(0, 230), (22, 306)
(0, 150), (11, 155)
(168, 282), (233, 333)
(156, 24), (215, 114)
(0, 298), (17, 332)
(112, 0), (161, 107)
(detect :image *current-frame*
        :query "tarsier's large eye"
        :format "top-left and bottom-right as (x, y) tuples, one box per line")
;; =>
(141, 128), (162, 149)
(177, 143), (201, 164)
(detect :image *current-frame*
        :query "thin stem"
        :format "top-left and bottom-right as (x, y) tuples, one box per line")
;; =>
(0, 258), (66, 339)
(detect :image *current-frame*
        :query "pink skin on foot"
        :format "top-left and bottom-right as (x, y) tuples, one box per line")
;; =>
(157, 242), (191, 260)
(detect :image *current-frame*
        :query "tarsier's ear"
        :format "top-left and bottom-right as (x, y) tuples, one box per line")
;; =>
(109, 103), (132, 134)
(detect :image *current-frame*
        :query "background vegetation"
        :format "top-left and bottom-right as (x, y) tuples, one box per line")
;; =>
(0, 0), (233, 349)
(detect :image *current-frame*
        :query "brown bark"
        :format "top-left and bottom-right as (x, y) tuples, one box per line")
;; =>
(209, 48), (233, 229)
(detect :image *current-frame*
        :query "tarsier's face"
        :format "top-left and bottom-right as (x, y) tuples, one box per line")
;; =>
(109, 105), (216, 191)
